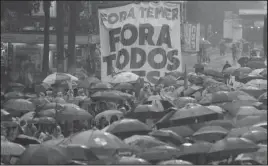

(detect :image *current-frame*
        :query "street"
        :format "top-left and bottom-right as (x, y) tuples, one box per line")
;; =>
(182, 48), (240, 72)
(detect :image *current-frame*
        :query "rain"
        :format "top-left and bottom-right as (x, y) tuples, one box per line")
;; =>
(1, 1), (267, 165)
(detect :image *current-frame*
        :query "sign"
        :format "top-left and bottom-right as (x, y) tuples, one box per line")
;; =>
(98, 2), (182, 84)
(183, 23), (200, 52)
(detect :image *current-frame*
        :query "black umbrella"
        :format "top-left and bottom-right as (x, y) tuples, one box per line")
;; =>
(155, 105), (220, 128)
(13, 134), (41, 146)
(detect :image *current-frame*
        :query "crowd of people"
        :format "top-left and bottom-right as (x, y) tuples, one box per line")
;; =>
(1, 53), (267, 165)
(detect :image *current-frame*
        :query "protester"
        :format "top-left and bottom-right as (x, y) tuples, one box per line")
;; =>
(222, 61), (232, 85)
(219, 41), (226, 56)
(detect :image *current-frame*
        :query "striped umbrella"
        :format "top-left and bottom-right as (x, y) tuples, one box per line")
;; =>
(43, 72), (78, 85)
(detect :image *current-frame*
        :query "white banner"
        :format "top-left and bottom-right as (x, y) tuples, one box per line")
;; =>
(183, 23), (200, 52)
(98, 2), (182, 84)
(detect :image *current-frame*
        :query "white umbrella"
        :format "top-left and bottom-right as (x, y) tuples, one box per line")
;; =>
(110, 72), (139, 83)
(43, 73), (78, 85)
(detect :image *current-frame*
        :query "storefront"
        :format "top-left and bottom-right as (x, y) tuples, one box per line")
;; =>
(1, 32), (100, 83)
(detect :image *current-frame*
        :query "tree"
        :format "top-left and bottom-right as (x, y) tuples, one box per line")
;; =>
(56, 1), (65, 72)
(42, 1), (50, 75)
(67, 1), (77, 73)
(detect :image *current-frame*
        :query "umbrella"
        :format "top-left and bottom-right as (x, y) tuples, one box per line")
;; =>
(43, 72), (78, 85)
(63, 144), (101, 164)
(157, 75), (177, 87)
(102, 119), (151, 139)
(56, 103), (93, 122)
(4, 99), (35, 115)
(235, 144), (267, 165)
(1, 109), (10, 117)
(205, 120), (234, 130)
(149, 129), (185, 146)
(1, 140), (25, 156)
(226, 91), (257, 101)
(247, 60), (266, 69)
(173, 97), (197, 109)
(222, 67), (238, 75)
(109, 90), (134, 99)
(183, 85), (203, 97)
(227, 126), (267, 138)
(156, 104), (220, 128)
(166, 71), (184, 79)
(53, 97), (66, 104)
(209, 137), (260, 160)
(246, 79), (267, 89)
(258, 92), (267, 104)
(4, 91), (24, 100)
(17, 144), (70, 165)
(232, 67), (252, 77)
(206, 105), (226, 116)
(192, 126), (228, 143)
(127, 104), (166, 120)
(161, 126), (194, 137)
(248, 68), (267, 77)
(95, 110), (123, 125)
(219, 100), (260, 117)
(235, 116), (267, 127)
(35, 102), (62, 112)
(203, 69), (223, 78)
(31, 117), (56, 125)
(136, 145), (181, 162)
(37, 109), (56, 118)
(235, 106), (266, 120)
(7, 82), (25, 89)
(158, 159), (192, 165)
(147, 95), (163, 101)
(124, 135), (167, 151)
(13, 134), (41, 146)
(115, 156), (150, 165)
(253, 122), (267, 129)
(178, 142), (212, 164)
(91, 91), (124, 102)
(241, 130), (267, 144)
(199, 91), (232, 105)
(114, 82), (134, 90)
(144, 97), (174, 112)
(77, 77), (101, 89)
(110, 72), (139, 84)
(205, 84), (232, 94)
(42, 138), (65, 146)
(20, 111), (35, 122)
(61, 129), (131, 156)
(29, 97), (50, 107)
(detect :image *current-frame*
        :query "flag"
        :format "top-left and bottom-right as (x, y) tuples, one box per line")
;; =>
(184, 64), (188, 89)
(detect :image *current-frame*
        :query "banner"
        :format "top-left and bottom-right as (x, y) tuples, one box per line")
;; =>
(183, 23), (200, 52)
(98, 2), (182, 84)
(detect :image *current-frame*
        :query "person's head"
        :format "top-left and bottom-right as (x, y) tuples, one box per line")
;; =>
(226, 61), (229, 64)
(119, 107), (126, 114)
(46, 90), (53, 96)
(20, 120), (26, 127)
(99, 101), (107, 110)
(99, 117), (108, 129)
(78, 89), (84, 95)
(110, 115), (118, 124)
(57, 92), (63, 97)
(55, 125), (62, 134)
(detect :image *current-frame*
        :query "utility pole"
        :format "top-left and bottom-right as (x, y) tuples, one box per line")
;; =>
(56, 1), (65, 72)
